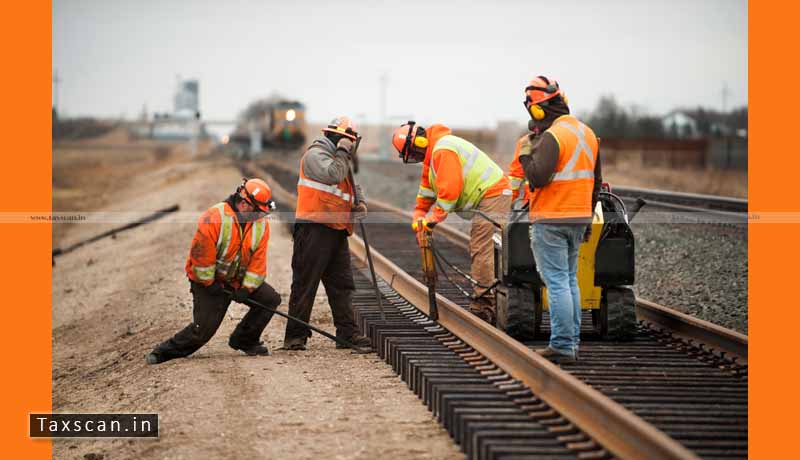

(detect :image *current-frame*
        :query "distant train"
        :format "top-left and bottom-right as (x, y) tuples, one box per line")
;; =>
(230, 97), (306, 149)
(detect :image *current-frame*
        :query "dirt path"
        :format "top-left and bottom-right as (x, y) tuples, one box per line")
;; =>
(52, 150), (462, 459)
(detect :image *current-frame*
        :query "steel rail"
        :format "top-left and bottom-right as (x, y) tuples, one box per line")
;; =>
(254, 157), (747, 359)
(613, 186), (748, 212)
(248, 159), (699, 460)
(348, 235), (698, 460)
(369, 198), (749, 362)
(619, 197), (747, 225)
(636, 298), (748, 364)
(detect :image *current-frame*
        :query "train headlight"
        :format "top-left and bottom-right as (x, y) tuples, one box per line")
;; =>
(286, 109), (296, 122)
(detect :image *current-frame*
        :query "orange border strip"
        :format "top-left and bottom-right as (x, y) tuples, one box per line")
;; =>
(750, 2), (797, 458)
(0, 1), (785, 457)
(0, 2), (52, 458)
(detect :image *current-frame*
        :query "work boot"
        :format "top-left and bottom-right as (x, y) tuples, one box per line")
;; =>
(469, 299), (496, 325)
(230, 341), (270, 356)
(336, 334), (372, 350)
(535, 346), (576, 364)
(145, 352), (165, 365)
(283, 337), (307, 351)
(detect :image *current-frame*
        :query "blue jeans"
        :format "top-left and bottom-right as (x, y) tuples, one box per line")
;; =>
(531, 223), (587, 357)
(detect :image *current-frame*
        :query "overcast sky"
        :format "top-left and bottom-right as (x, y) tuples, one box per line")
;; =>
(53, 0), (747, 127)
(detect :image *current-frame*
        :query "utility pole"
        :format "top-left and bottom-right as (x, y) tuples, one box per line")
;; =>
(52, 69), (61, 113)
(379, 73), (388, 159)
(721, 82), (732, 168)
(721, 82), (730, 114)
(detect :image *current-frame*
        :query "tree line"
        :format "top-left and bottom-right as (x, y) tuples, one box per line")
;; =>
(585, 95), (747, 139)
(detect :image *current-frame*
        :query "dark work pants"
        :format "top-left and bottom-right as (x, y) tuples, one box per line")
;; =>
(153, 280), (282, 362)
(285, 223), (358, 343)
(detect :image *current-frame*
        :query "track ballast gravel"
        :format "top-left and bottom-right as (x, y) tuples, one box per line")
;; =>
(358, 159), (748, 334)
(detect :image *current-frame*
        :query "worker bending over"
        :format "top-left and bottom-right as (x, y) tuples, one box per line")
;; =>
(284, 116), (371, 351)
(147, 178), (281, 365)
(392, 121), (510, 324)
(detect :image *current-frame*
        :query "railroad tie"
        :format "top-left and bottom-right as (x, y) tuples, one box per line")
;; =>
(351, 265), (610, 460)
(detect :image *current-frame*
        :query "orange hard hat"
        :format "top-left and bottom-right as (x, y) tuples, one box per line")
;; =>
(392, 121), (429, 164)
(524, 76), (565, 121)
(524, 75), (562, 105)
(322, 115), (359, 142)
(239, 178), (274, 213)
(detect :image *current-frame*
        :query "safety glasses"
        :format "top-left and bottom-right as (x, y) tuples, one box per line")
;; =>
(400, 122), (426, 164)
(244, 190), (275, 214)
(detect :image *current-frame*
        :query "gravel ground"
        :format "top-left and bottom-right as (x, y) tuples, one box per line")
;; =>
(52, 151), (462, 460)
(358, 159), (748, 335)
(631, 223), (747, 334)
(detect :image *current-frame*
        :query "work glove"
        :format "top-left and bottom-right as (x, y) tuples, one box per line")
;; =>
(205, 282), (226, 297)
(336, 137), (354, 158)
(517, 135), (534, 158)
(352, 202), (368, 221)
(411, 217), (437, 232)
(231, 287), (250, 303)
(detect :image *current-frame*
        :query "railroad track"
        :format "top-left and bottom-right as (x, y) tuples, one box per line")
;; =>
(613, 186), (748, 227)
(242, 155), (747, 460)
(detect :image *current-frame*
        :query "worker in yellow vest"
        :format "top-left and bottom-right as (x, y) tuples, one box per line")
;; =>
(391, 121), (511, 324)
(514, 76), (602, 364)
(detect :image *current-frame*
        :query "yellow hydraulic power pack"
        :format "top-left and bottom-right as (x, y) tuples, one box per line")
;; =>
(494, 187), (641, 341)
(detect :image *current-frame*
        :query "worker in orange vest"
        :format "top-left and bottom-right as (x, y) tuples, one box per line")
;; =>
(146, 178), (282, 365)
(392, 121), (511, 324)
(284, 116), (372, 351)
(512, 76), (602, 364)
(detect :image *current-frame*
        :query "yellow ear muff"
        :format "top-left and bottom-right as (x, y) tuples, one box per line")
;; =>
(414, 136), (429, 148)
(529, 104), (545, 120)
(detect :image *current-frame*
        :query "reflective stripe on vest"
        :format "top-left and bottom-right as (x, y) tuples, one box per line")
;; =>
(427, 135), (504, 214)
(192, 264), (216, 282)
(296, 154), (354, 233)
(297, 177), (351, 202)
(509, 176), (524, 190)
(417, 185), (436, 199)
(241, 220), (267, 288)
(242, 271), (264, 290)
(250, 220), (266, 253)
(213, 202), (234, 276)
(529, 116), (597, 221)
(208, 202), (268, 285)
(551, 120), (595, 182)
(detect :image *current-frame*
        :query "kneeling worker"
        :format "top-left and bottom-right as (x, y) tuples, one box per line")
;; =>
(391, 121), (511, 324)
(284, 116), (371, 351)
(147, 178), (282, 365)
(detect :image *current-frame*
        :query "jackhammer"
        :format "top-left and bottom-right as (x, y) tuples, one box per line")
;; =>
(416, 226), (439, 321)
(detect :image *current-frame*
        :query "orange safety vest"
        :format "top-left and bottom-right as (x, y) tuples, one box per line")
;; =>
(529, 115), (598, 222)
(185, 201), (270, 290)
(295, 155), (355, 234)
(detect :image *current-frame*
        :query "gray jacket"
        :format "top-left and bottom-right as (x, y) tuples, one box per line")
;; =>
(302, 136), (365, 204)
